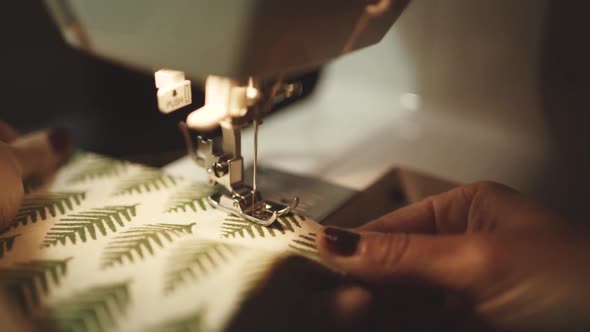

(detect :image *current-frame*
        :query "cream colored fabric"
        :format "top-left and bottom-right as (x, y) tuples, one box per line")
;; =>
(0, 152), (321, 332)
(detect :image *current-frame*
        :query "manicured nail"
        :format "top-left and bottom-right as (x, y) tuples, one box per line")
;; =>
(48, 128), (72, 154)
(322, 227), (360, 256)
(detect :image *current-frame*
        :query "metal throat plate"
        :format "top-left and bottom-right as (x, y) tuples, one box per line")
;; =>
(242, 165), (358, 223)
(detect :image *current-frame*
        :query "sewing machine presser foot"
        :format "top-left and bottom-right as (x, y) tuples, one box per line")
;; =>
(208, 187), (299, 226)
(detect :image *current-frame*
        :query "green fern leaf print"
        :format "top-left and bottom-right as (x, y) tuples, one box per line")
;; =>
(37, 281), (130, 332)
(0, 258), (71, 312)
(288, 232), (319, 260)
(67, 156), (129, 184)
(164, 241), (238, 294)
(101, 223), (196, 269)
(112, 170), (180, 196)
(0, 234), (19, 258)
(12, 192), (87, 228)
(144, 310), (205, 332)
(42, 205), (138, 248)
(221, 214), (304, 239)
(164, 183), (217, 213)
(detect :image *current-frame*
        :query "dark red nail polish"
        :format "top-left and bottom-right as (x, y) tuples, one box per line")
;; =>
(48, 128), (72, 154)
(322, 227), (360, 256)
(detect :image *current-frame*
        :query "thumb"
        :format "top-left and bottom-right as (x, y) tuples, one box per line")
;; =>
(10, 127), (73, 179)
(317, 227), (489, 292)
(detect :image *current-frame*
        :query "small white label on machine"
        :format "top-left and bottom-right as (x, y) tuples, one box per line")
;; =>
(155, 69), (192, 113)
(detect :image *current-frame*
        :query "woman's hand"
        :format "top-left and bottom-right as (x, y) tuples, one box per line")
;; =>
(316, 182), (590, 331)
(0, 121), (72, 230)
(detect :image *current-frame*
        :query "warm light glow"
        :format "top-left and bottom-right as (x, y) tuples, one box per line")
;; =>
(246, 77), (259, 100)
(400, 93), (421, 112)
(186, 105), (225, 130)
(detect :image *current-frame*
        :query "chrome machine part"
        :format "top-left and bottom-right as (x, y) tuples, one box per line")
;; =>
(178, 76), (302, 225)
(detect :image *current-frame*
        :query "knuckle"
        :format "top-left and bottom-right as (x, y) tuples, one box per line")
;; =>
(363, 233), (410, 272)
(460, 237), (498, 285)
(452, 181), (512, 211)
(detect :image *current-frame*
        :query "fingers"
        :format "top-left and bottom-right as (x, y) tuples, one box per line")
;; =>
(0, 289), (34, 332)
(360, 181), (519, 234)
(317, 227), (489, 292)
(10, 127), (72, 179)
(0, 127), (72, 230)
(357, 201), (440, 234)
(0, 121), (19, 143)
(0, 142), (24, 230)
(328, 285), (372, 329)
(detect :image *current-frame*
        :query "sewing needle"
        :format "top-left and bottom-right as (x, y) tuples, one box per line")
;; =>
(252, 119), (259, 213)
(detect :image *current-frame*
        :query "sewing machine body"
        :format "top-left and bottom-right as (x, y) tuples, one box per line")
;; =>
(46, 0), (590, 221)
(45, 0), (410, 224)
(45, 0), (406, 79)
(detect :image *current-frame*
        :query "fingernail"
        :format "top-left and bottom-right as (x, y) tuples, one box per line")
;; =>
(48, 128), (72, 154)
(322, 227), (360, 256)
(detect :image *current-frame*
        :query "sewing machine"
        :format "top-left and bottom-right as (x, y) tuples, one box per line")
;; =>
(45, 0), (590, 222)
(45, 0), (409, 225)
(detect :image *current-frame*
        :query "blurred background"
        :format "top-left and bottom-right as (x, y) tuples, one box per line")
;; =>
(1, 1), (589, 220)
(0, 1), (319, 163)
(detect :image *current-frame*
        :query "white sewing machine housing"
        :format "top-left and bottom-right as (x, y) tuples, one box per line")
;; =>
(45, 0), (410, 224)
(44, 0), (406, 79)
